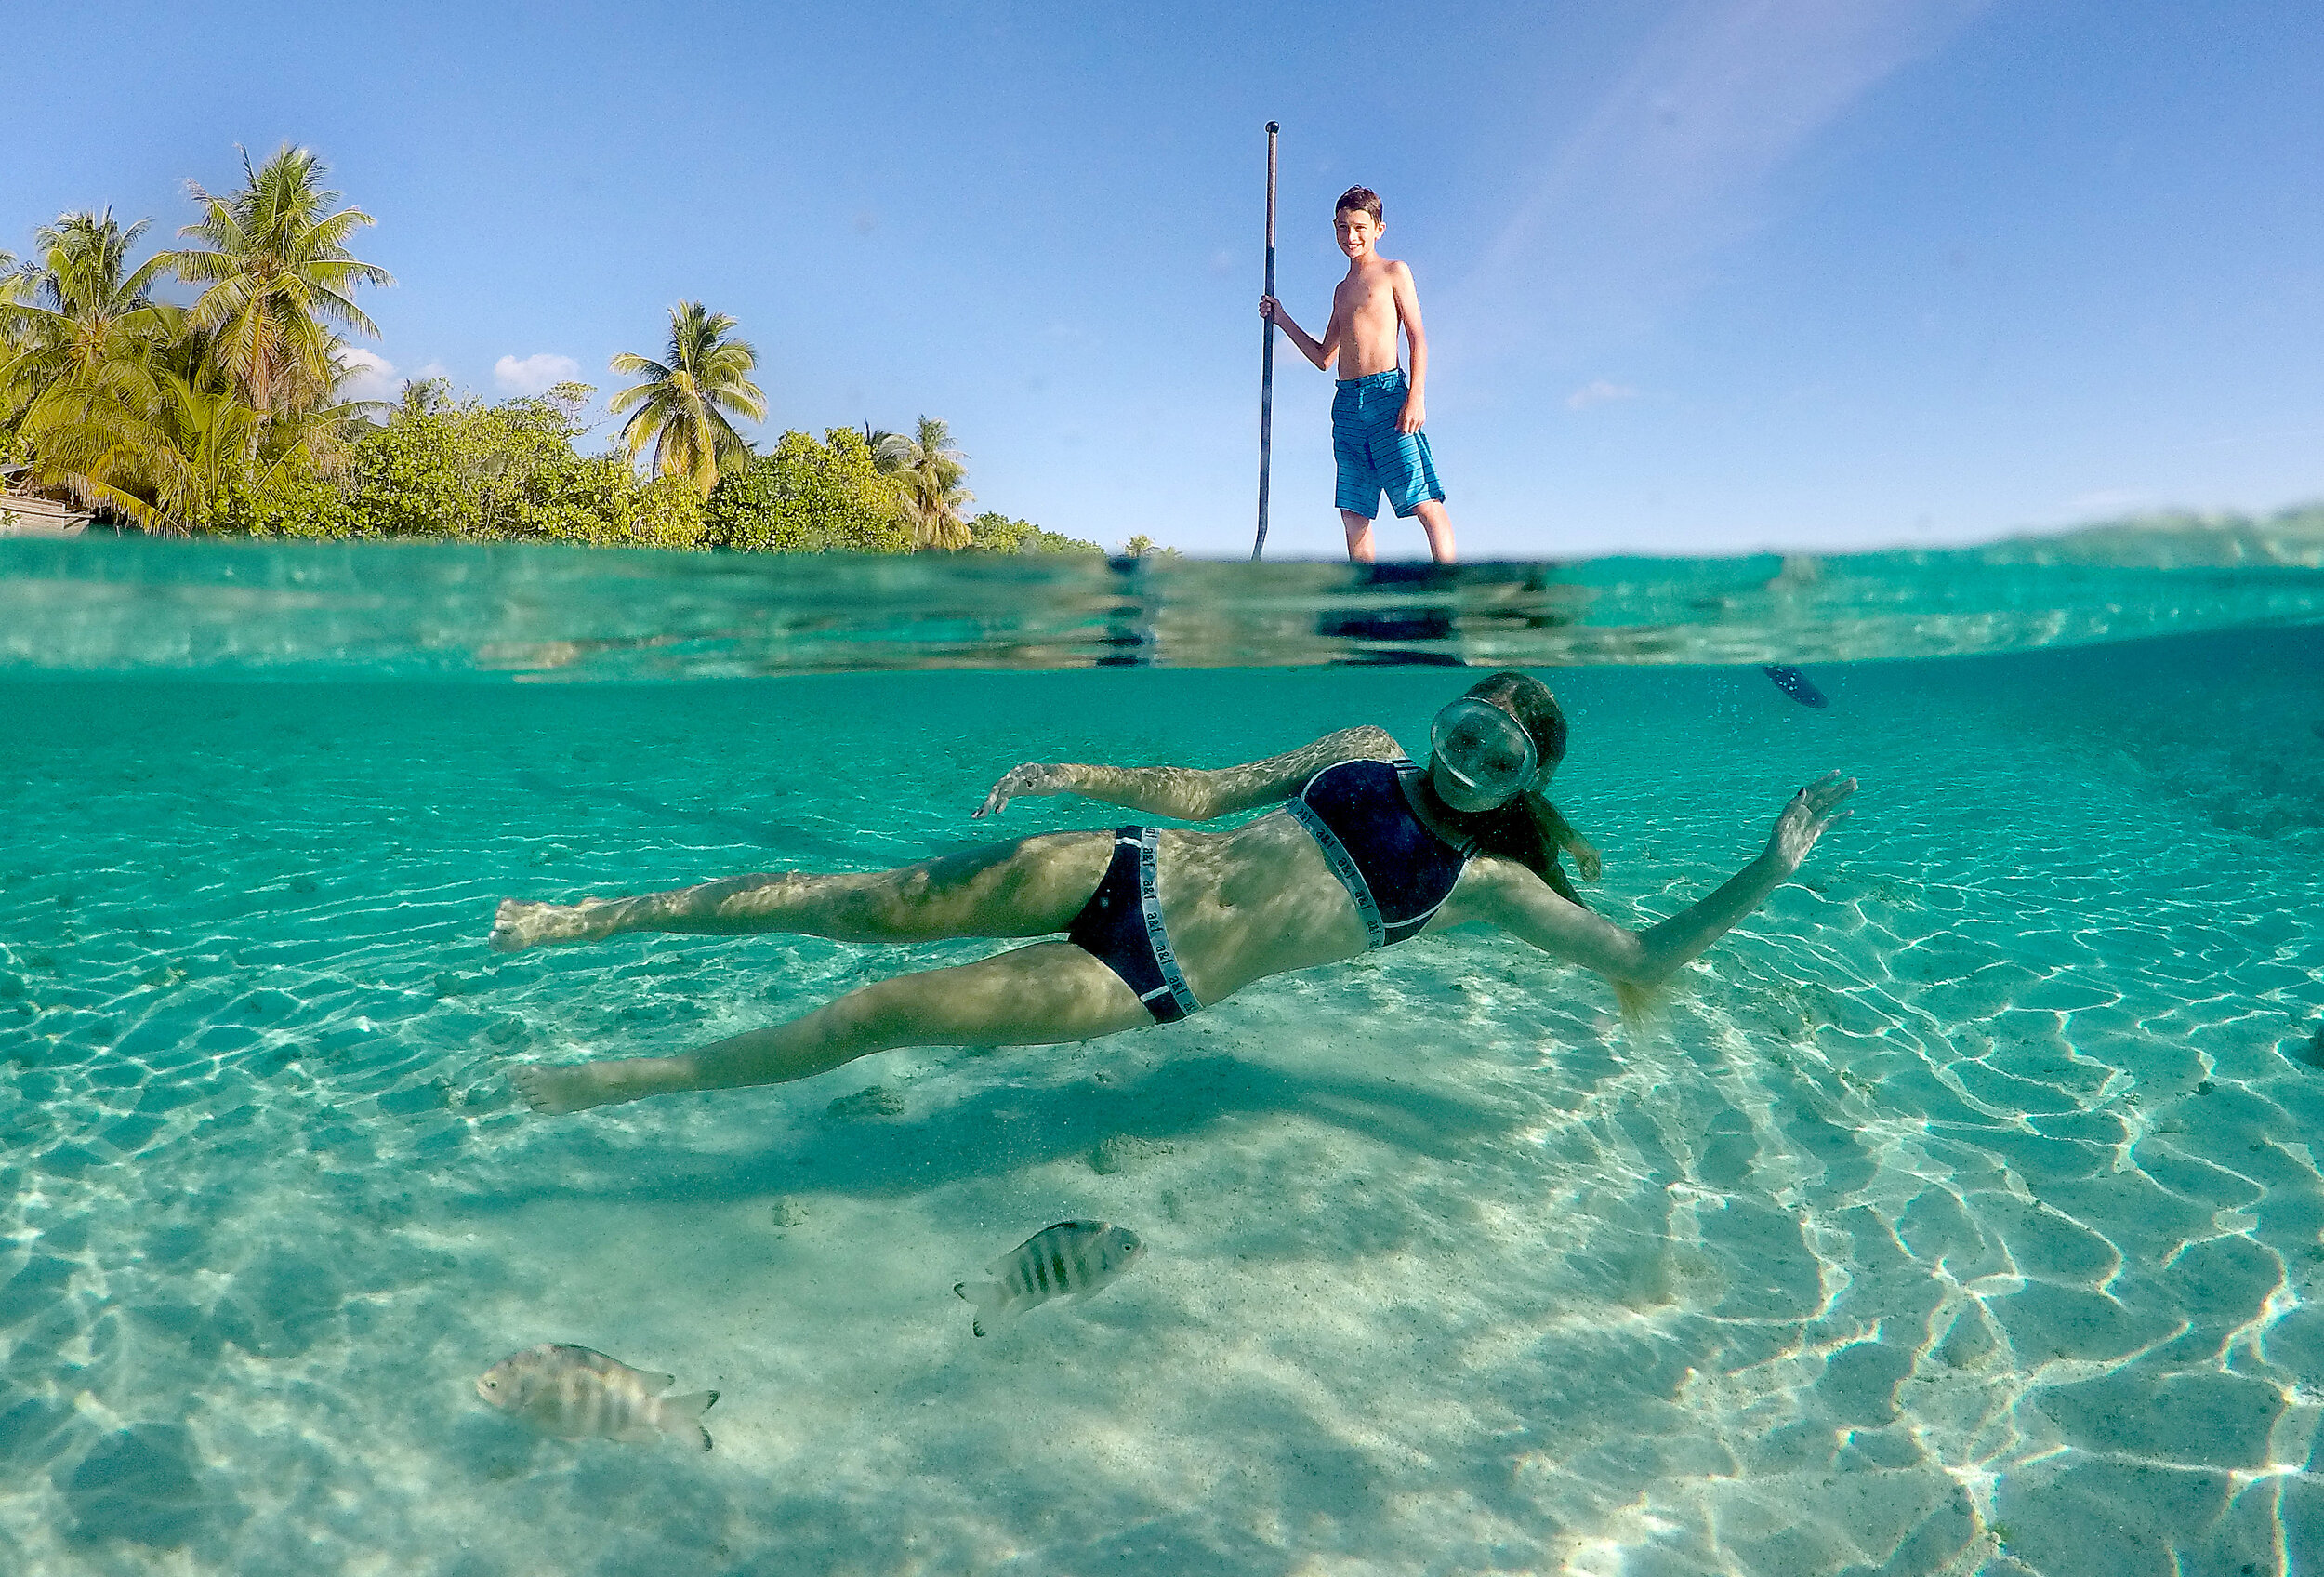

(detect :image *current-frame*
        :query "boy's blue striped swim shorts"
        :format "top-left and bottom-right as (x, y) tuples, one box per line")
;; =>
(1332, 366), (1446, 521)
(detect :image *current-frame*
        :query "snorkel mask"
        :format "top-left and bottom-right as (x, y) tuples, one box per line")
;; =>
(1428, 697), (1541, 811)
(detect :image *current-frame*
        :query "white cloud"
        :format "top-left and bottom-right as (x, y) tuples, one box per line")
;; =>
(1565, 379), (1641, 411)
(334, 346), (399, 404)
(494, 352), (583, 396)
(1457, 0), (1994, 354)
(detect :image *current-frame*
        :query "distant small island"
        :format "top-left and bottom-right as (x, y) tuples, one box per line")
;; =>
(0, 143), (1135, 557)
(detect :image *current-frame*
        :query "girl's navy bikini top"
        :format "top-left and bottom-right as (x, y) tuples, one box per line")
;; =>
(1285, 757), (1477, 948)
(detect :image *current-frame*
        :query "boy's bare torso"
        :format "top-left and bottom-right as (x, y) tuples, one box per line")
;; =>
(1255, 193), (1451, 560)
(1328, 255), (1407, 378)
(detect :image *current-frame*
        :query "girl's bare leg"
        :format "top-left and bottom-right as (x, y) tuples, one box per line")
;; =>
(512, 941), (1150, 1114)
(489, 832), (1113, 953)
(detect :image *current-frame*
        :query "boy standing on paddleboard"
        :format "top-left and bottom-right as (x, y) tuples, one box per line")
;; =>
(1260, 186), (1455, 563)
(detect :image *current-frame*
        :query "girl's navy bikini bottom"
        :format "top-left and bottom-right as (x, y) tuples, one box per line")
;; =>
(1065, 759), (1474, 1024)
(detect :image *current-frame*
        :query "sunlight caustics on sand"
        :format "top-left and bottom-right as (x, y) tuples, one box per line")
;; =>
(2, 537), (2322, 1575)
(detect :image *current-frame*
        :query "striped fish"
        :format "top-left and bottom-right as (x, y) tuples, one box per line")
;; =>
(955, 1221), (1145, 1337)
(474, 1344), (718, 1451)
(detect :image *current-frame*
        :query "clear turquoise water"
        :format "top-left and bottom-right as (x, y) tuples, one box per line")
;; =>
(3, 533), (2322, 1576)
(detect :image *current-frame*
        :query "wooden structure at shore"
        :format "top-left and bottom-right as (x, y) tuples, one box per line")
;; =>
(0, 464), (96, 537)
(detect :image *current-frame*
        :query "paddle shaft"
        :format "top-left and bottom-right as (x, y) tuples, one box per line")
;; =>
(1252, 121), (1278, 562)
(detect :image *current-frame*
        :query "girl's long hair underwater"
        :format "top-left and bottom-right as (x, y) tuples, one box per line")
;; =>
(1421, 670), (1660, 1022)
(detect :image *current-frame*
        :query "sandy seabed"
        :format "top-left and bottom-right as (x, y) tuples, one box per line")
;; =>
(2, 629), (2321, 1576)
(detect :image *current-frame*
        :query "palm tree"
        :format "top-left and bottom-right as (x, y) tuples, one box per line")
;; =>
(0, 211), (179, 514)
(395, 376), (453, 419)
(74, 345), (377, 532)
(877, 416), (973, 550)
(608, 301), (765, 496)
(165, 144), (392, 419)
(17, 311), (269, 532)
(141, 370), (265, 525)
(0, 212), (174, 404)
(267, 350), (391, 474)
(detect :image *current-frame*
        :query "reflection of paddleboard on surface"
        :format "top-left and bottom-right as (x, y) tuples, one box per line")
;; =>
(1761, 666), (1829, 708)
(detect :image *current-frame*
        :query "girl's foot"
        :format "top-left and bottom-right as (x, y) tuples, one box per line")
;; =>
(512, 1059), (640, 1115)
(489, 897), (618, 953)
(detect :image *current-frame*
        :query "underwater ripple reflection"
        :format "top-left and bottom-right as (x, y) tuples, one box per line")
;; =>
(0, 630), (2320, 1575)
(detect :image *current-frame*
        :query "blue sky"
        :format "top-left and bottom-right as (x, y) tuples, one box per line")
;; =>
(8, 0), (2321, 559)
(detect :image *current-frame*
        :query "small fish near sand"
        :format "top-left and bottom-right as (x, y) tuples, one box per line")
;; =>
(956, 1221), (1145, 1337)
(475, 1344), (719, 1451)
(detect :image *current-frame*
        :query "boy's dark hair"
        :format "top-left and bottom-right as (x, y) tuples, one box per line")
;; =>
(1334, 186), (1383, 224)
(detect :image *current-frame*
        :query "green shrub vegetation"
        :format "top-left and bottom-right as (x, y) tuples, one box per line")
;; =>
(1, 142), (1111, 554)
(216, 382), (709, 549)
(706, 428), (911, 552)
(963, 512), (1105, 554)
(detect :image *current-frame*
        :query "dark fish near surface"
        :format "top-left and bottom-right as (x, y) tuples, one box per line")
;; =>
(956, 1220), (1144, 1336)
(1762, 665), (1829, 708)
(476, 1344), (718, 1451)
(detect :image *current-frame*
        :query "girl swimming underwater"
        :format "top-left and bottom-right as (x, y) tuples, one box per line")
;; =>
(495, 672), (1854, 1114)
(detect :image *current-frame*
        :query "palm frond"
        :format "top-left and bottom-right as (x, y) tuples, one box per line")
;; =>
(163, 146), (390, 420)
(606, 300), (767, 495)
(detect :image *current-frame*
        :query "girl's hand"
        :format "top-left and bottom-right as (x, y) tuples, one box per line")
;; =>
(1765, 772), (1856, 873)
(974, 762), (1073, 818)
(1566, 839), (1602, 881)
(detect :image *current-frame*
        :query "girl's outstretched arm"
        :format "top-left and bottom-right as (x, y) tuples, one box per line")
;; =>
(973, 725), (1403, 823)
(1482, 773), (1856, 987)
